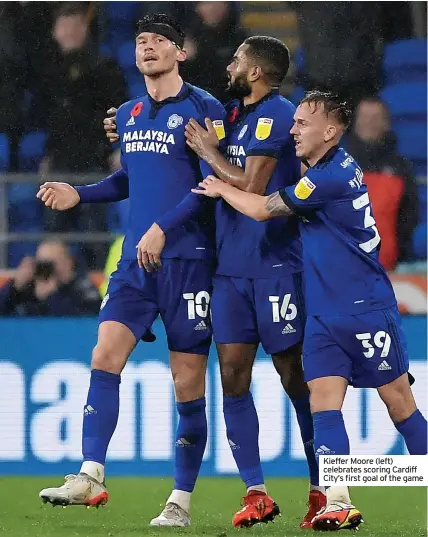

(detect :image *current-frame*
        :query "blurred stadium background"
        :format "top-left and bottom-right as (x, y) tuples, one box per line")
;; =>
(0, 2), (426, 536)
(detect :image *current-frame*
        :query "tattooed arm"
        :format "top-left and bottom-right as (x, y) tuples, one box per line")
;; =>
(192, 176), (294, 221)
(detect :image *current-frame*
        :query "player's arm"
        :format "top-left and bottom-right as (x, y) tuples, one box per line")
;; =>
(37, 166), (129, 209)
(192, 176), (293, 221)
(186, 118), (270, 192)
(194, 168), (346, 221)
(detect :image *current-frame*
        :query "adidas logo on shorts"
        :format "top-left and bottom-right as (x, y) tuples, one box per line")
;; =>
(282, 323), (296, 334)
(378, 360), (392, 371)
(194, 320), (208, 331)
(316, 445), (334, 456)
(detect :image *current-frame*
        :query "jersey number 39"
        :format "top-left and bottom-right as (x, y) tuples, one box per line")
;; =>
(356, 331), (391, 358)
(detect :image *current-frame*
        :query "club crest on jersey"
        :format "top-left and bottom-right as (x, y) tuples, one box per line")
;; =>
(212, 119), (225, 140)
(238, 125), (248, 140)
(255, 118), (273, 140)
(167, 114), (183, 129)
(294, 176), (316, 199)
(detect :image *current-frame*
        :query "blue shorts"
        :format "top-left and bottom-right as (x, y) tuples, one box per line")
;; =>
(100, 258), (214, 355)
(303, 306), (409, 388)
(211, 273), (305, 355)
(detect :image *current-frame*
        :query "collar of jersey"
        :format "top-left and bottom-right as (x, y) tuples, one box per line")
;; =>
(147, 82), (191, 108)
(236, 89), (279, 121)
(309, 144), (340, 169)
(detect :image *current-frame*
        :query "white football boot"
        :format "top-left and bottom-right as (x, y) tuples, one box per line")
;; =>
(150, 503), (191, 527)
(39, 473), (108, 507)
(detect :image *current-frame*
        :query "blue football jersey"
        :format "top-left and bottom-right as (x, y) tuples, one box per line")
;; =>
(117, 83), (225, 261)
(280, 146), (397, 315)
(215, 91), (302, 278)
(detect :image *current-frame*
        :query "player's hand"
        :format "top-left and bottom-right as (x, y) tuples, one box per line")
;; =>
(104, 107), (119, 143)
(13, 256), (35, 290)
(34, 276), (59, 301)
(136, 223), (165, 272)
(37, 182), (80, 210)
(185, 118), (219, 159)
(191, 175), (228, 198)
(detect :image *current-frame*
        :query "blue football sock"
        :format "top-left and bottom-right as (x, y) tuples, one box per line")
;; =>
(223, 392), (264, 488)
(174, 397), (207, 492)
(313, 410), (350, 462)
(395, 409), (428, 455)
(82, 369), (121, 465)
(291, 394), (319, 486)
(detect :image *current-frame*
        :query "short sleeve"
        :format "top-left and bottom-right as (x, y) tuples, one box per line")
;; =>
(279, 168), (347, 213)
(247, 100), (294, 159)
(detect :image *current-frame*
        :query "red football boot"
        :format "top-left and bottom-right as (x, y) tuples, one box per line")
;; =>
(300, 490), (327, 529)
(232, 490), (280, 528)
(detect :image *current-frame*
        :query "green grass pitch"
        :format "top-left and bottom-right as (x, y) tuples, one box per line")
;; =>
(0, 477), (426, 537)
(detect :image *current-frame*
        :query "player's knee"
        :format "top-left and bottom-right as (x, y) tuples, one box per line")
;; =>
(220, 363), (252, 397)
(308, 377), (347, 413)
(172, 364), (206, 402)
(378, 375), (417, 423)
(91, 344), (126, 375)
(272, 349), (307, 400)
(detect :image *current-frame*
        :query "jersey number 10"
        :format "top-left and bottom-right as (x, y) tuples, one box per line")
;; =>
(353, 192), (381, 253)
(183, 291), (210, 319)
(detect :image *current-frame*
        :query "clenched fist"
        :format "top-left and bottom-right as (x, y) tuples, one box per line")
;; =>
(36, 182), (80, 210)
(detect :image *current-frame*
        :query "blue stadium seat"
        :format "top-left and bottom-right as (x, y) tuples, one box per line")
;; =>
(417, 184), (427, 222)
(412, 222), (427, 259)
(8, 241), (38, 268)
(116, 40), (136, 71)
(380, 83), (427, 120)
(104, 1), (141, 22)
(0, 133), (10, 171)
(18, 131), (47, 172)
(393, 121), (427, 162)
(289, 86), (305, 107)
(294, 47), (305, 71)
(383, 39), (427, 84)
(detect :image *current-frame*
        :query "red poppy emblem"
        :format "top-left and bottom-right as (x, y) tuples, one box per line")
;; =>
(131, 102), (143, 117)
(228, 106), (238, 123)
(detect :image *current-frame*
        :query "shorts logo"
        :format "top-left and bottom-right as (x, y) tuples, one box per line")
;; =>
(282, 323), (296, 334)
(212, 120), (225, 141)
(194, 320), (208, 331)
(238, 125), (248, 140)
(294, 176), (316, 200)
(378, 360), (392, 371)
(167, 114), (183, 129)
(255, 118), (273, 140)
(100, 294), (109, 310)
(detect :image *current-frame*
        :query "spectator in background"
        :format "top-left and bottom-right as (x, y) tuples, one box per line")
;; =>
(181, 1), (247, 104)
(0, 239), (101, 316)
(346, 97), (419, 270)
(37, 4), (127, 268)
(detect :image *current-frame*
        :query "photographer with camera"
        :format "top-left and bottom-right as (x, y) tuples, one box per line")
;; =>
(0, 240), (101, 316)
